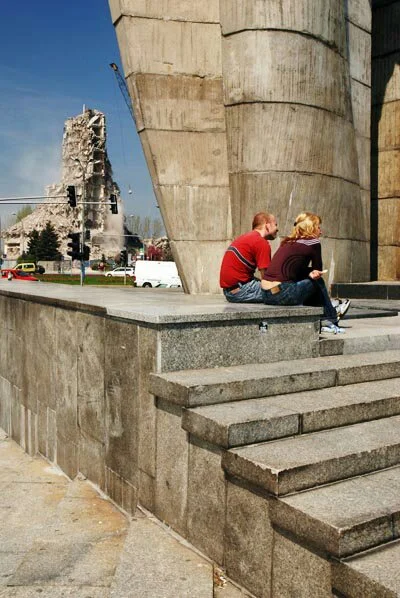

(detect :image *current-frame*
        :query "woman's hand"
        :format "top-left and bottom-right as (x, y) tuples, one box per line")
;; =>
(309, 270), (324, 280)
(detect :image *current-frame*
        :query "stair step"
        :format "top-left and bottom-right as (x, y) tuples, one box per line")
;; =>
(149, 350), (400, 407)
(269, 466), (400, 559)
(182, 378), (400, 448)
(222, 415), (400, 496)
(340, 306), (398, 319)
(333, 539), (400, 596)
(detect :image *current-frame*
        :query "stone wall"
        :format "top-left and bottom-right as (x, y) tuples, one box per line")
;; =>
(0, 296), (144, 513)
(372, 0), (400, 280)
(0, 287), (320, 516)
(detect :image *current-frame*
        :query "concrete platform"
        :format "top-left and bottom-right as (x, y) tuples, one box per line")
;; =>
(320, 311), (400, 356)
(0, 280), (320, 324)
(0, 429), (249, 598)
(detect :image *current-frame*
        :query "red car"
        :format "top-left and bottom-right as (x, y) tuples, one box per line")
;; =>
(1, 269), (39, 281)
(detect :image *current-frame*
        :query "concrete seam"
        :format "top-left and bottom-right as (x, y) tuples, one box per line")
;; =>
(224, 99), (352, 123)
(350, 75), (371, 89)
(372, 146), (400, 154)
(222, 28), (344, 58)
(372, 97), (400, 107)
(346, 17), (371, 35)
(139, 126), (227, 134)
(121, 13), (220, 26)
(125, 69), (221, 80)
(227, 169), (360, 188)
(270, 524), (276, 597)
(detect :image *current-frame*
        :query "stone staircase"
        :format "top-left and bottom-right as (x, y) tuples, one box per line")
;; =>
(149, 348), (400, 597)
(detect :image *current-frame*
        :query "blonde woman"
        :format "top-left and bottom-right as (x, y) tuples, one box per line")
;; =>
(261, 212), (350, 333)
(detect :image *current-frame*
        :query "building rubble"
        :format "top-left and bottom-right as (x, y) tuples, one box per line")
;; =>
(3, 108), (124, 261)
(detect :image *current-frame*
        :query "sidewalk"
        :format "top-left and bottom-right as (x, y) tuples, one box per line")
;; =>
(0, 430), (248, 598)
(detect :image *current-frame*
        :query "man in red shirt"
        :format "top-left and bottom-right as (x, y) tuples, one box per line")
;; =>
(220, 212), (279, 303)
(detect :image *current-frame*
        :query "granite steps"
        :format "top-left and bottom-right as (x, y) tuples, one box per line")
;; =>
(152, 346), (400, 595)
(149, 349), (400, 407)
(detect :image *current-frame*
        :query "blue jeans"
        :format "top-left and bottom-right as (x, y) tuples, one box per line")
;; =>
(223, 279), (264, 303)
(262, 278), (338, 324)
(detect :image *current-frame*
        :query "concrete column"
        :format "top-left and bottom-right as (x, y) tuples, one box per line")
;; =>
(109, 0), (232, 294)
(219, 0), (371, 282)
(372, 0), (400, 280)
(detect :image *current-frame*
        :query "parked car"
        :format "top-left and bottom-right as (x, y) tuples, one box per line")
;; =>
(1, 269), (39, 281)
(104, 267), (136, 278)
(134, 261), (181, 288)
(15, 262), (45, 274)
(157, 276), (182, 288)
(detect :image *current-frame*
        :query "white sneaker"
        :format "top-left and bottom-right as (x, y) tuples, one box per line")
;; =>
(320, 323), (346, 334)
(335, 299), (351, 319)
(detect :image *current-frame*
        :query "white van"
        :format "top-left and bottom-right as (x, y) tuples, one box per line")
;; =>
(134, 261), (181, 288)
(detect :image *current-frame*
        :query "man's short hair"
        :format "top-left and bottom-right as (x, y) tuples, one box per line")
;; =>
(252, 212), (274, 230)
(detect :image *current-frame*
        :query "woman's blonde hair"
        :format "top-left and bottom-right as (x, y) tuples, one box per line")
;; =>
(281, 212), (321, 244)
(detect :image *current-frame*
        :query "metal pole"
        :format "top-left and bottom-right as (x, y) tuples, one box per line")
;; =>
(80, 174), (86, 287)
(0, 195), (67, 201)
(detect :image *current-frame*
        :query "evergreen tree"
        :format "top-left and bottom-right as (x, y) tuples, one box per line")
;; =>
(37, 222), (62, 260)
(26, 230), (41, 261)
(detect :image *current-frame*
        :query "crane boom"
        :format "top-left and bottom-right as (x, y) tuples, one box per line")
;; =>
(110, 63), (136, 125)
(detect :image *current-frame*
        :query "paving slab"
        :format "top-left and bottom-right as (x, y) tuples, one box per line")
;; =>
(183, 378), (400, 447)
(150, 350), (400, 406)
(270, 466), (400, 558)
(223, 415), (400, 495)
(0, 431), (250, 598)
(109, 512), (213, 598)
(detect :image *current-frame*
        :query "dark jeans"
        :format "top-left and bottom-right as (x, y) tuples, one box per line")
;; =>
(262, 278), (338, 324)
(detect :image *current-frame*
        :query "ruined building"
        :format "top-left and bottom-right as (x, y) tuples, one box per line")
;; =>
(4, 108), (123, 261)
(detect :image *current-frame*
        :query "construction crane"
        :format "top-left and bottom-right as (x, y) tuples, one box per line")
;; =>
(109, 63), (136, 125)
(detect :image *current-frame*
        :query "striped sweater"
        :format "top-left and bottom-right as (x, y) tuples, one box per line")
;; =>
(263, 238), (323, 283)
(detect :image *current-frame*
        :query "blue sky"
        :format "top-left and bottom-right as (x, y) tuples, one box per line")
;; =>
(0, 0), (158, 226)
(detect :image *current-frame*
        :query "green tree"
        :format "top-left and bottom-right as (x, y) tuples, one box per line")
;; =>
(15, 206), (33, 222)
(26, 230), (40, 261)
(37, 222), (62, 260)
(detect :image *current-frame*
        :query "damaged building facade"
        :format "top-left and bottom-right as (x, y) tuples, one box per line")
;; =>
(3, 108), (123, 262)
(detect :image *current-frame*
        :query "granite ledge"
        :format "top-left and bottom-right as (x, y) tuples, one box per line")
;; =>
(0, 282), (322, 325)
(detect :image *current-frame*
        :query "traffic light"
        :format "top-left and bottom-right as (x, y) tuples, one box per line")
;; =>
(120, 249), (128, 266)
(110, 194), (118, 215)
(82, 245), (90, 261)
(67, 186), (77, 208)
(85, 229), (91, 240)
(67, 232), (81, 260)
